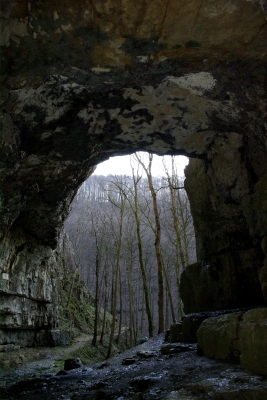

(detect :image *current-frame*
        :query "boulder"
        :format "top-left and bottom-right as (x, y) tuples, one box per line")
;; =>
(56, 370), (68, 376)
(238, 308), (267, 375)
(137, 336), (148, 345)
(122, 358), (137, 365)
(181, 314), (208, 343)
(97, 362), (110, 369)
(64, 358), (83, 371)
(181, 309), (247, 343)
(169, 323), (182, 343)
(161, 343), (196, 355)
(196, 312), (242, 362)
(196, 308), (267, 375)
(136, 350), (155, 359)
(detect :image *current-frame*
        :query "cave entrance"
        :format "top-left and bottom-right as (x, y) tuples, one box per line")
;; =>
(2, 64), (266, 350)
(65, 153), (196, 339)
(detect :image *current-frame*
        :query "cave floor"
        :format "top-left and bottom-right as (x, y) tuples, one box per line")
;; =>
(1, 334), (267, 399)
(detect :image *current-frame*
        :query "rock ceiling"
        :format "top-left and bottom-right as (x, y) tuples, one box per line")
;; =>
(2, 0), (267, 69)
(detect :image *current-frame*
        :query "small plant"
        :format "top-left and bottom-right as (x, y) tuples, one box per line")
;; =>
(53, 360), (64, 371)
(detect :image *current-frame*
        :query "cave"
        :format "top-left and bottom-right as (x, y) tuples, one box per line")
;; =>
(1, 0), (267, 380)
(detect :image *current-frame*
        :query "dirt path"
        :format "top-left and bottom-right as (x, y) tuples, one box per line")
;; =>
(53, 333), (94, 358)
(0, 333), (94, 386)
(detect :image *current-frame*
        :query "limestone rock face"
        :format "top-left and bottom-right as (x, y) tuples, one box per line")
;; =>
(0, 0), (267, 350)
(180, 248), (264, 313)
(181, 153), (267, 311)
(0, 227), (62, 330)
(0, 229), (74, 347)
(197, 308), (267, 375)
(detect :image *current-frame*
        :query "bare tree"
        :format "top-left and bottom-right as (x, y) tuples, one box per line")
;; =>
(130, 161), (154, 337)
(99, 258), (109, 344)
(106, 178), (126, 359)
(135, 153), (165, 334)
(92, 213), (100, 346)
(64, 155), (196, 341)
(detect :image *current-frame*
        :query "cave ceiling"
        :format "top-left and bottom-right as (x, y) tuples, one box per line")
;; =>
(1, 0), (267, 245)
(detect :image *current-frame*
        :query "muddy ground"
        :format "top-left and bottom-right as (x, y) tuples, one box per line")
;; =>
(1, 334), (267, 399)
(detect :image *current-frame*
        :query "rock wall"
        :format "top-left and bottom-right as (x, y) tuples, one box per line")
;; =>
(0, 227), (64, 347)
(197, 308), (267, 375)
(180, 94), (267, 311)
(181, 156), (266, 312)
(0, 227), (96, 348)
(1, 0), (267, 347)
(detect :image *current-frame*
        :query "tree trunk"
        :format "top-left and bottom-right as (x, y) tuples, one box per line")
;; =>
(92, 223), (100, 346)
(106, 191), (125, 359)
(163, 156), (187, 320)
(127, 252), (134, 348)
(116, 269), (123, 344)
(100, 261), (109, 344)
(163, 263), (176, 324)
(131, 166), (154, 337)
(136, 153), (164, 334)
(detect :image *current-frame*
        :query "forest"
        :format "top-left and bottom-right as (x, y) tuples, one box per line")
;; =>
(64, 154), (196, 356)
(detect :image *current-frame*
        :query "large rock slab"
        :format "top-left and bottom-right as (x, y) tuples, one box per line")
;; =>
(238, 308), (267, 375)
(197, 308), (267, 375)
(197, 311), (242, 362)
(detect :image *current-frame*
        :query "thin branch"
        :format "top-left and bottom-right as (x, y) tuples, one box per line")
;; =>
(155, 185), (185, 193)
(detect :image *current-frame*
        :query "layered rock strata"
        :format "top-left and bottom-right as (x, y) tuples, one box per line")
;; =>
(0, 230), (68, 347)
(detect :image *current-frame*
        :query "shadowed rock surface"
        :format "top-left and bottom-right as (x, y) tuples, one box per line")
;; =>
(1, 334), (267, 400)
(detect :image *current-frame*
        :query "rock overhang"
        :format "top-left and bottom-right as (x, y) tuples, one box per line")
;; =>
(1, 57), (266, 245)
(0, 1), (266, 281)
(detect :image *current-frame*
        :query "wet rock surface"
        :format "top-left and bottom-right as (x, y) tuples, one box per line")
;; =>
(1, 334), (267, 400)
(161, 343), (195, 355)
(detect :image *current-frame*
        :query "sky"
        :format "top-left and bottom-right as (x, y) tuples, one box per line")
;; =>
(94, 153), (189, 177)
